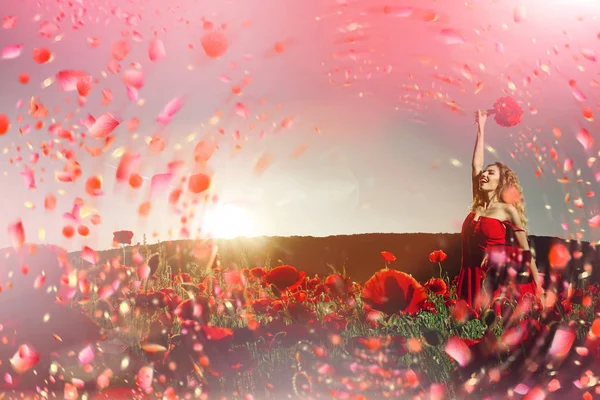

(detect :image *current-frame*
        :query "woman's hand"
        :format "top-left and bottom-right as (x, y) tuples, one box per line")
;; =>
(475, 109), (487, 131)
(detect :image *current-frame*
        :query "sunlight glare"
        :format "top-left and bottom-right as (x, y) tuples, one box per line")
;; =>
(200, 203), (256, 239)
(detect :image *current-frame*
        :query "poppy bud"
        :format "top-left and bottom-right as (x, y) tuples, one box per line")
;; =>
(481, 309), (496, 326)
(270, 284), (282, 297)
(422, 329), (443, 347)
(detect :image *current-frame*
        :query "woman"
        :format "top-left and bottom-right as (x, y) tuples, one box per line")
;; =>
(457, 110), (541, 311)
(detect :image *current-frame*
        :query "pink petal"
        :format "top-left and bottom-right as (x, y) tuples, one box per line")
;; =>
(81, 246), (99, 264)
(150, 173), (172, 196)
(78, 345), (95, 365)
(495, 42), (505, 54)
(56, 70), (89, 92)
(582, 49), (597, 62)
(514, 383), (529, 395)
(548, 327), (575, 357)
(563, 158), (573, 172)
(523, 387), (545, 400)
(572, 86), (587, 102)
(3, 16), (17, 29)
(8, 220), (25, 250)
(107, 60), (120, 74)
(444, 337), (472, 367)
(33, 274), (46, 289)
(88, 112), (121, 139)
(588, 214), (600, 228)
(156, 97), (184, 125)
(2, 44), (22, 60)
(39, 21), (58, 38)
(137, 265), (150, 280)
(116, 152), (141, 182)
(429, 383), (445, 400)
(235, 102), (249, 118)
(11, 345), (40, 373)
(439, 29), (465, 45)
(20, 167), (36, 189)
(576, 128), (593, 150)
(548, 379), (561, 392)
(127, 86), (138, 101)
(148, 37), (166, 62)
(122, 69), (144, 89)
(98, 285), (115, 300)
(80, 114), (96, 129)
(132, 31), (144, 42)
(133, 252), (144, 265)
(514, 6), (527, 22)
(111, 40), (130, 61)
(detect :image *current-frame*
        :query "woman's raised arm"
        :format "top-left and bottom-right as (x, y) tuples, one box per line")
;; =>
(472, 110), (487, 199)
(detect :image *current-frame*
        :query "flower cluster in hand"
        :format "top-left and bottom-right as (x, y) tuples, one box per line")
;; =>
(492, 96), (523, 127)
(113, 230), (134, 245)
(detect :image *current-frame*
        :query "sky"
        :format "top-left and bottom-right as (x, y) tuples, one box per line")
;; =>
(1, 0), (600, 252)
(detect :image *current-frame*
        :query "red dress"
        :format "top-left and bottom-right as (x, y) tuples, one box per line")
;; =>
(457, 211), (537, 310)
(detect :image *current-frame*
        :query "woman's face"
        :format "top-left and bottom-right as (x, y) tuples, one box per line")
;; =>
(479, 165), (500, 193)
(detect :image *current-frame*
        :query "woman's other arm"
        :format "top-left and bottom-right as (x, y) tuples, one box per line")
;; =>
(506, 205), (541, 287)
(472, 110), (486, 198)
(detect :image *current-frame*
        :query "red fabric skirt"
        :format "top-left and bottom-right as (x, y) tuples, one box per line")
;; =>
(456, 265), (485, 310)
(458, 246), (538, 311)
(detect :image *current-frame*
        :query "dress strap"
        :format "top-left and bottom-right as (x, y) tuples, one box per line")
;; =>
(502, 220), (525, 232)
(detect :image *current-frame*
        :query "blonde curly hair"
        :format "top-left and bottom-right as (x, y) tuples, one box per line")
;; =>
(471, 162), (528, 230)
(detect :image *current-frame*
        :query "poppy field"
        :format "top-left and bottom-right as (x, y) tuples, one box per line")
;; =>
(1, 240), (599, 400)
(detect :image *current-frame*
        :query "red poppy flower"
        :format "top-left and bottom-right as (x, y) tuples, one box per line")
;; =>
(154, 310), (175, 329)
(264, 265), (306, 292)
(112, 230), (134, 245)
(428, 250), (447, 263)
(174, 296), (211, 324)
(324, 273), (353, 297)
(305, 276), (321, 291)
(491, 96), (523, 127)
(134, 291), (168, 314)
(362, 269), (427, 315)
(424, 278), (448, 295)
(249, 267), (266, 278)
(287, 302), (316, 324)
(174, 273), (193, 283)
(451, 299), (479, 322)
(322, 313), (348, 333)
(561, 299), (573, 316)
(292, 290), (308, 303)
(381, 251), (396, 263)
(421, 300), (437, 314)
(587, 284), (600, 296)
(159, 288), (182, 311)
(224, 270), (244, 287)
(251, 298), (273, 314)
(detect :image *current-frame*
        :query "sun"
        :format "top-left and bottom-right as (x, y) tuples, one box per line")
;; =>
(200, 203), (256, 239)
